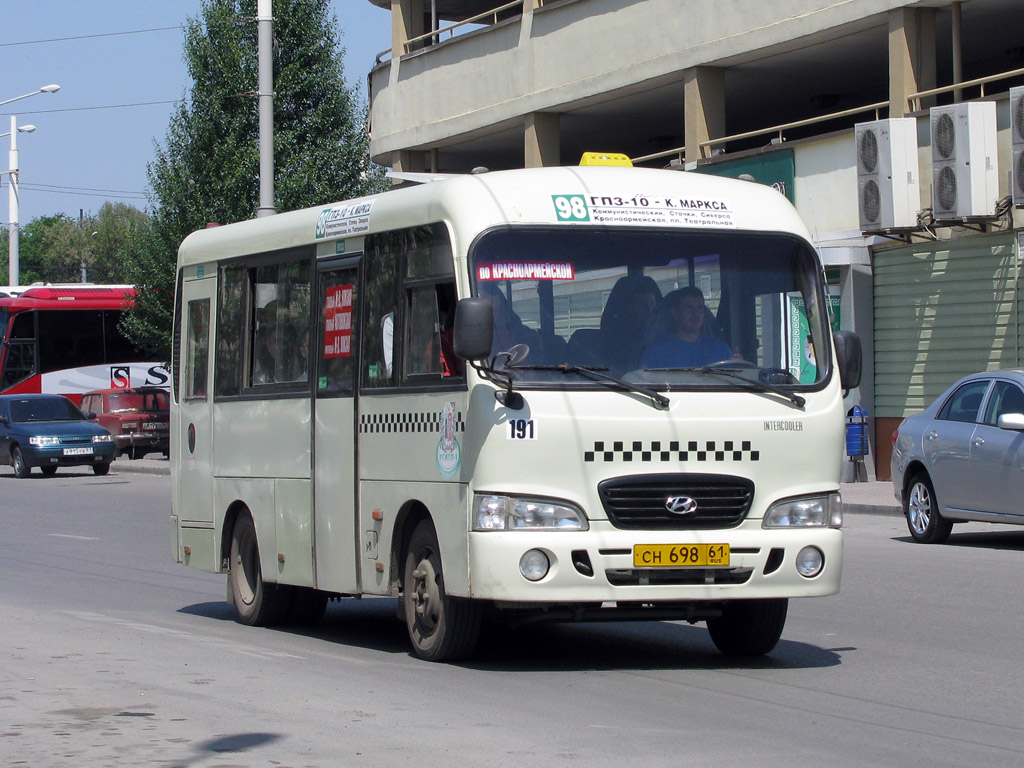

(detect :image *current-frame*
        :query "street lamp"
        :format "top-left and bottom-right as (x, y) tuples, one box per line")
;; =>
(1, 84), (60, 287)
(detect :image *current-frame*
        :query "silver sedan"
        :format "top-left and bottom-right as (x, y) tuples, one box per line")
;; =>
(891, 369), (1024, 543)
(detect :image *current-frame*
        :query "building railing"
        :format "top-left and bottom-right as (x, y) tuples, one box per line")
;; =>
(631, 101), (889, 165)
(908, 65), (1024, 112)
(377, 0), (542, 64)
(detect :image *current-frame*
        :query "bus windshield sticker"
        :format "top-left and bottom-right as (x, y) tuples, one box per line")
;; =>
(552, 193), (736, 228)
(477, 263), (575, 281)
(315, 199), (376, 239)
(436, 402), (461, 479)
(324, 284), (354, 358)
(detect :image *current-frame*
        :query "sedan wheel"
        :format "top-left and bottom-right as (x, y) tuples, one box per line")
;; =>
(905, 473), (952, 544)
(12, 447), (30, 478)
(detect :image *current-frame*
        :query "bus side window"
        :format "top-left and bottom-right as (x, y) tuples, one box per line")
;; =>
(185, 299), (210, 399)
(216, 264), (245, 397)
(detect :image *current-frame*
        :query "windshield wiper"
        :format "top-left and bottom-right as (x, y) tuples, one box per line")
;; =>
(511, 363), (670, 409)
(644, 365), (805, 408)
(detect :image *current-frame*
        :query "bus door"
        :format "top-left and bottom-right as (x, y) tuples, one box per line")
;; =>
(312, 259), (360, 593)
(176, 273), (216, 531)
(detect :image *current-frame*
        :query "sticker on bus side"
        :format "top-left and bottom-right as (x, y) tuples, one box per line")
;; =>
(477, 263), (575, 281)
(324, 284), (354, 358)
(436, 402), (461, 479)
(552, 193), (736, 228)
(315, 199), (376, 239)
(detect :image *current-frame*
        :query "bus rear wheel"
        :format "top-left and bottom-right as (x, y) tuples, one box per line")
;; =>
(402, 519), (481, 662)
(707, 598), (788, 656)
(229, 512), (290, 626)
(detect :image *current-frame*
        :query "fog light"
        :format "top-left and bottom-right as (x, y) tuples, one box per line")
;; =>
(795, 546), (824, 577)
(519, 549), (550, 581)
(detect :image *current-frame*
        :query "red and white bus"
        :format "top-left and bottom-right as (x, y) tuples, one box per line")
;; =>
(0, 285), (169, 404)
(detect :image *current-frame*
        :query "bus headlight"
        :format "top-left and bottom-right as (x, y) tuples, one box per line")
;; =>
(473, 494), (588, 531)
(29, 436), (59, 446)
(763, 494), (842, 528)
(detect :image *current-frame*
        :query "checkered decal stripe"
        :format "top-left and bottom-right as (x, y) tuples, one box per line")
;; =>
(584, 440), (759, 463)
(359, 412), (465, 434)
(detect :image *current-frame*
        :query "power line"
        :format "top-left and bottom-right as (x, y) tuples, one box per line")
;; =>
(0, 26), (184, 48)
(0, 100), (183, 117)
(24, 182), (146, 195)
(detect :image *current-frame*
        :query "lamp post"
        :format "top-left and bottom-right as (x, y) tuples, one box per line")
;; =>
(1, 84), (60, 287)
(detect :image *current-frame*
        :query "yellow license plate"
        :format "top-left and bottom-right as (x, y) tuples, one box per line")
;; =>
(633, 543), (730, 568)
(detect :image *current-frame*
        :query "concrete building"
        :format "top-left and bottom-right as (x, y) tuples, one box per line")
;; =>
(366, 0), (1024, 480)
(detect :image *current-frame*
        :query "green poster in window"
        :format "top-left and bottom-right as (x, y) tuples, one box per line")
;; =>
(786, 292), (841, 384)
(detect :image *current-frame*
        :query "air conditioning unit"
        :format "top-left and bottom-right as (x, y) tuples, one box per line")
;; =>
(930, 102), (997, 219)
(1010, 86), (1024, 207)
(854, 118), (919, 231)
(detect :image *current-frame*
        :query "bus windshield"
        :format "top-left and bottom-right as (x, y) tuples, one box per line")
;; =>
(470, 227), (833, 390)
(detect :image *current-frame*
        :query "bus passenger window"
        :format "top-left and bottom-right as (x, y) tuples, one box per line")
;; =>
(185, 299), (210, 399)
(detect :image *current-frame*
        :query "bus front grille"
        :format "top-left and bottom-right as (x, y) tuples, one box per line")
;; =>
(598, 473), (754, 530)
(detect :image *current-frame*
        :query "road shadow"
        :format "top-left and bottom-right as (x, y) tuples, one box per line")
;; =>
(894, 529), (1024, 551)
(179, 597), (842, 671)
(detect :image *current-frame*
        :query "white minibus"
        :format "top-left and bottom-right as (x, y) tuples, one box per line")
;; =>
(171, 162), (861, 661)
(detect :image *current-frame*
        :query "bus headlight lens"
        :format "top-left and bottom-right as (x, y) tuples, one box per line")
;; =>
(763, 494), (842, 528)
(519, 549), (550, 581)
(796, 546), (824, 577)
(29, 436), (59, 446)
(473, 495), (588, 531)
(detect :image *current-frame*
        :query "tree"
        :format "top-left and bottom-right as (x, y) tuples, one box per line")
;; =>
(0, 204), (148, 286)
(123, 0), (387, 358)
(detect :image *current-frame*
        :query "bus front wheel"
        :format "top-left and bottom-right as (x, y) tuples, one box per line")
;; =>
(402, 519), (481, 662)
(229, 512), (290, 626)
(707, 598), (788, 656)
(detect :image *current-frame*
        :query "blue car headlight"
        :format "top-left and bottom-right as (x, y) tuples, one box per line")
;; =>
(92, 434), (114, 443)
(29, 436), (60, 446)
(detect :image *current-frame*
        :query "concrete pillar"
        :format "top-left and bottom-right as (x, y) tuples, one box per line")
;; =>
(392, 0), (425, 56)
(683, 67), (725, 163)
(888, 7), (936, 116)
(524, 112), (560, 168)
(392, 150), (427, 174)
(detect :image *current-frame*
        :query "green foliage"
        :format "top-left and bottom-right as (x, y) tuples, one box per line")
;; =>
(0, 203), (148, 286)
(123, 0), (388, 358)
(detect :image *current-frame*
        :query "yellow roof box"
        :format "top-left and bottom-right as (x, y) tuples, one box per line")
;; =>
(579, 152), (633, 167)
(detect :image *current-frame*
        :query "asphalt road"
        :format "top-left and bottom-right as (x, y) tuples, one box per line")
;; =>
(2, 466), (1023, 767)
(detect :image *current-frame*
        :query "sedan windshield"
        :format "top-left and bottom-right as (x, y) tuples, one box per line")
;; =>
(470, 227), (834, 391)
(10, 397), (85, 422)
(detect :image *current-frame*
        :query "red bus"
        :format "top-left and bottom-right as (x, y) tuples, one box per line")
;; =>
(0, 285), (169, 404)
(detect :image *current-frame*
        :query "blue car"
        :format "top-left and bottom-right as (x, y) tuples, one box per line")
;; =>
(0, 394), (116, 478)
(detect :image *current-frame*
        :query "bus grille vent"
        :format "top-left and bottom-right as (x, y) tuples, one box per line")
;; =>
(597, 473), (754, 530)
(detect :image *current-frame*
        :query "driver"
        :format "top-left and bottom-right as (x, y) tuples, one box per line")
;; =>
(639, 287), (732, 369)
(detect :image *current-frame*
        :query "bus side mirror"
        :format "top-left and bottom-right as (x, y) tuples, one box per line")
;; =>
(453, 297), (494, 361)
(833, 330), (862, 390)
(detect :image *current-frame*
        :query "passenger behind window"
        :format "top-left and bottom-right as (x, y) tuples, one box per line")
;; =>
(639, 287), (732, 369)
(575, 274), (660, 373)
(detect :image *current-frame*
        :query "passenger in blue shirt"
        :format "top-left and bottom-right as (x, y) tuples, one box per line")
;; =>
(640, 287), (732, 369)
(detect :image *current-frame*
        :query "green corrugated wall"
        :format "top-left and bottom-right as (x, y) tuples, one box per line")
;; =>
(873, 232), (1018, 418)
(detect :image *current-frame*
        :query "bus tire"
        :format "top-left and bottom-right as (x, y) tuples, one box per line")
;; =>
(707, 598), (788, 656)
(403, 519), (481, 662)
(12, 447), (30, 478)
(229, 512), (290, 626)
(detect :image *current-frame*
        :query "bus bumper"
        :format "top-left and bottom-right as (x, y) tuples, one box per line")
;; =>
(466, 524), (842, 604)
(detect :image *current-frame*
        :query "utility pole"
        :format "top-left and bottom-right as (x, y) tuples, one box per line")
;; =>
(256, 0), (276, 217)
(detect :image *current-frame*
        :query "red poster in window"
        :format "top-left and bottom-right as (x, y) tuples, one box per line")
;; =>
(324, 284), (354, 358)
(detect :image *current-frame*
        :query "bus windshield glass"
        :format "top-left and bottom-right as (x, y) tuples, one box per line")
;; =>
(470, 227), (833, 390)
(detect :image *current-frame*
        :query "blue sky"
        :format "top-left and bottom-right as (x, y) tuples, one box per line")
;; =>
(1, 1), (392, 224)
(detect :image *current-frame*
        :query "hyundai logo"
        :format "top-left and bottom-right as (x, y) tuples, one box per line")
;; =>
(665, 496), (698, 515)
